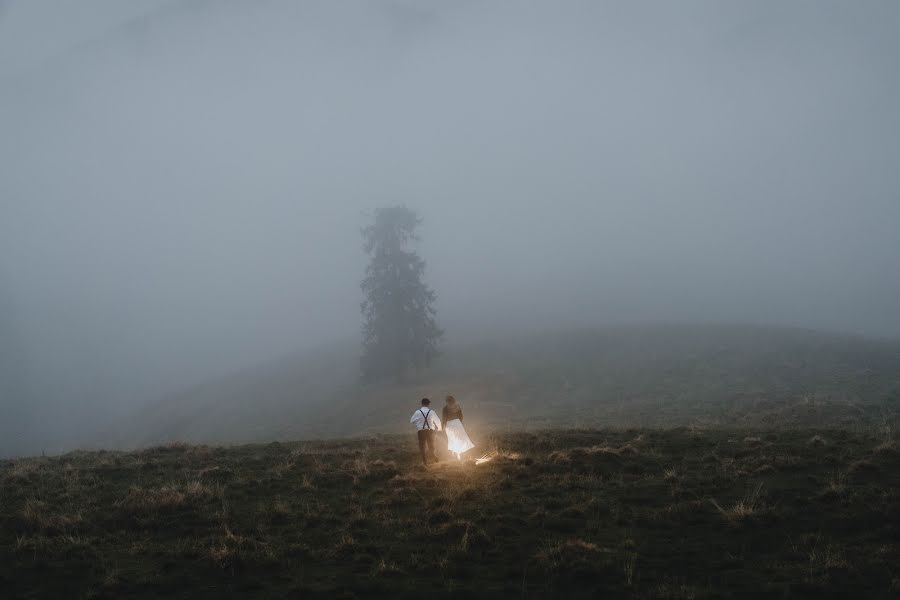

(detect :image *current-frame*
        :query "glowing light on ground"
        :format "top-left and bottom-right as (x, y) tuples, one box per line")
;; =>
(475, 450), (497, 466)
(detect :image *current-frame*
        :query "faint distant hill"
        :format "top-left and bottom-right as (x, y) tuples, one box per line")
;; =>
(119, 323), (900, 448)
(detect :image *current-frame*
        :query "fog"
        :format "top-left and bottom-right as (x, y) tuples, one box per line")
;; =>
(2, 0), (899, 455)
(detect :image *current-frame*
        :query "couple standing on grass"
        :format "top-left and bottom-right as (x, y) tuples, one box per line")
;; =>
(410, 395), (475, 465)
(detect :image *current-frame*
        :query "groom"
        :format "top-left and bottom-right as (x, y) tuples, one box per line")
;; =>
(410, 397), (442, 465)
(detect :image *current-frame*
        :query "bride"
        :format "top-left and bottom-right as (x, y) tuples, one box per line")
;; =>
(442, 395), (475, 459)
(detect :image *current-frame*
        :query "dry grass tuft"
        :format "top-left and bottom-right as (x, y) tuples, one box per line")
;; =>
(389, 472), (428, 487)
(616, 443), (641, 456)
(330, 533), (357, 558)
(711, 483), (765, 523)
(259, 496), (291, 525)
(208, 525), (274, 568)
(553, 439), (642, 463)
(805, 540), (852, 581)
(371, 558), (404, 578)
(21, 499), (48, 527)
(196, 466), (234, 482)
(346, 457), (368, 477)
(269, 461), (296, 479)
(872, 440), (897, 455)
(535, 537), (617, 577)
(651, 579), (699, 599)
(536, 537), (600, 563)
(548, 450), (571, 463)
(623, 551), (638, 586)
(119, 480), (223, 514)
(658, 499), (707, 520)
(821, 471), (848, 498)
(20, 499), (83, 534)
(3, 459), (47, 483)
(370, 458), (397, 470)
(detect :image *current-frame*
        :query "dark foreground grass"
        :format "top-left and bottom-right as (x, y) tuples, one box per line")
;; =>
(1, 428), (898, 599)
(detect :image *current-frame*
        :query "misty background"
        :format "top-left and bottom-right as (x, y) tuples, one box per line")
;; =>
(2, 0), (899, 455)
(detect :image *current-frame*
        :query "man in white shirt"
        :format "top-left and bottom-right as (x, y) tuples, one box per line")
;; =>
(410, 397), (442, 465)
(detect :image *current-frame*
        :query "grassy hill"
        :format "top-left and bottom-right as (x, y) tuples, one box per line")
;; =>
(2, 427), (898, 598)
(120, 324), (900, 448)
(8, 324), (900, 597)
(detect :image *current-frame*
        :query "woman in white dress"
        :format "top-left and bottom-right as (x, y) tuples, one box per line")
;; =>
(442, 395), (475, 460)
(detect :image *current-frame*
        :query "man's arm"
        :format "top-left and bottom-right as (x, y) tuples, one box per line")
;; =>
(431, 413), (442, 431)
(410, 412), (418, 425)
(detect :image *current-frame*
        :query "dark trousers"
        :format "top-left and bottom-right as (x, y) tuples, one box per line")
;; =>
(417, 430), (438, 464)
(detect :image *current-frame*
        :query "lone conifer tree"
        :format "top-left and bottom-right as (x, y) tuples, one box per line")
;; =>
(360, 206), (442, 382)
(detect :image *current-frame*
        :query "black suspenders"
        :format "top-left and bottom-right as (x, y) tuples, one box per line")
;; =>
(419, 408), (431, 430)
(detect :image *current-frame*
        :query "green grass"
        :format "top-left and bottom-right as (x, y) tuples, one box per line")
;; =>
(2, 427), (898, 598)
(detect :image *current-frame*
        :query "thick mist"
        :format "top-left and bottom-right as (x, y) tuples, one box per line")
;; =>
(2, 0), (899, 455)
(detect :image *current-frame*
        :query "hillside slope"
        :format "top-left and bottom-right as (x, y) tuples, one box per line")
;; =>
(118, 324), (900, 449)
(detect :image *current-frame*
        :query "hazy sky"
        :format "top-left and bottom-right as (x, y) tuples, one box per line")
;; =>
(2, 0), (899, 452)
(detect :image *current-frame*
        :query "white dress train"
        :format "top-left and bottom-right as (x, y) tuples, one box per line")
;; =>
(445, 419), (475, 458)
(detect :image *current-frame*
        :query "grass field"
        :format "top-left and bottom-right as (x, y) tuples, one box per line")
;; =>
(3, 426), (898, 598)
